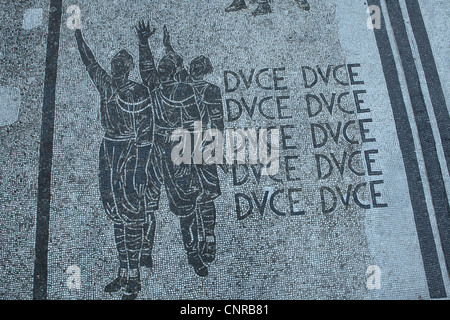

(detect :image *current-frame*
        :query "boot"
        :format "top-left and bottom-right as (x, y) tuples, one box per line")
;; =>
(140, 216), (156, 269)
(295, 0), (310, 11)
(180, 213), (208, 277)
(121, 226), (143, 299)
(188, 252), (209, 277)
(199, 235), (216, 264)
(252, 2), (272, 16)
(122, 275), (141, 300)
(197, 202), (217, 264)
(140, 248), (153, 269)
(104, 276), (126, 293)
(104, 269), (127, 293)
(225, 0), (248, 12)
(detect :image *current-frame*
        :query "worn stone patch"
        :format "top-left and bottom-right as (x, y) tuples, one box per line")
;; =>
(22, 8), (43, 30)
(0, 86), (21, 127)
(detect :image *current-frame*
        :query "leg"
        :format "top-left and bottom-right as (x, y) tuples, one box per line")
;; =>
(140, 211), (156, 268)
(101, 139), (144, 297)
(197, 201), (217, 263)
(225, 0), (248, 12)
(141, 151), (162, 269)
(100, 141), (127, 293)
(105, 223), (128, 293)
(160, 141), (205, 275)
(122, 225), (144, 300)
(180, 212), (208, 277)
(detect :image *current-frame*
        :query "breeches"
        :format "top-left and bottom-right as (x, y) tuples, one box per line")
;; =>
(146, 137), (221, 216)
(99, 138), (157, 226)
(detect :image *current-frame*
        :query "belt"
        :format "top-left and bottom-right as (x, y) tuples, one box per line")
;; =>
(104, 133), (136, 141)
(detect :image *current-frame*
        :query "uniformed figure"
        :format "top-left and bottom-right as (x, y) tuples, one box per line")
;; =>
(226, 0), (310, 16)
(136, 22), (209, 277)
(188, 55), (224, 264)
(75, 29), (156, 300)
(160, 28), (224, 268)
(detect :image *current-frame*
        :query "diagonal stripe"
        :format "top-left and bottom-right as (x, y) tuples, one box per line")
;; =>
(33, 0), (63, 300)
(405, 1), (450, 176)
(367, 0), (446, 298)
(385, 0), (450, 279)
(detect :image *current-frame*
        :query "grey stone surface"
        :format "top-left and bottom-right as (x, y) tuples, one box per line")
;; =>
(0, 0), (448, 300)
(0, 0), (47, 299)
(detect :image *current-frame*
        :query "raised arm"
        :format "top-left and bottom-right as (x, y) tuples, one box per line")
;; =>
(163, 25), (189, 83)
(136, 21), (158, 91)
(75, 29), (111, 93)
(75, 29), (96, 67)
(163, 25), (175, 55)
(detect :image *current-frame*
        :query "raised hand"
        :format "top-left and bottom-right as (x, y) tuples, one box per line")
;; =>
(163, 25), (170, 47)
(135, 20), (156, 43)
